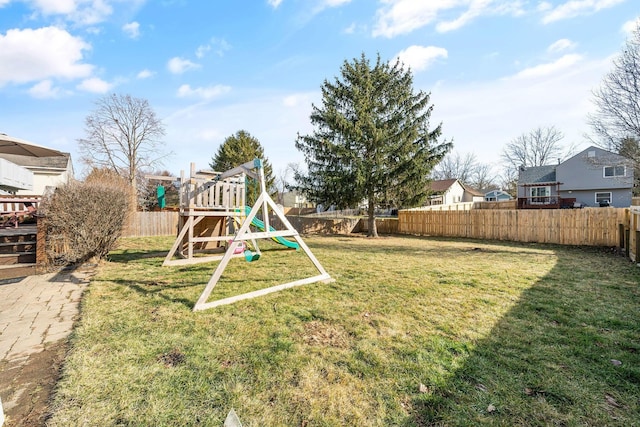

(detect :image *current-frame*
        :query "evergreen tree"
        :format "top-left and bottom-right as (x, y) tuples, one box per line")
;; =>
(210, 130), (276, 206)
(294, 53), (451, 237)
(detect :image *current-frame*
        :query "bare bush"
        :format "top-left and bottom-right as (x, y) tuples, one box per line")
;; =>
(41, 169), (133, 265)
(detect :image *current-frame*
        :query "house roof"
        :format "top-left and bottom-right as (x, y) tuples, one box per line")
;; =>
(461, 183), (484, 197)
(429, 178), (457, 193)
(485, 189), (510, 196)
(0, 152), (71, 170)
(517, 165), (557, 185)
(569, 145), (632, 165)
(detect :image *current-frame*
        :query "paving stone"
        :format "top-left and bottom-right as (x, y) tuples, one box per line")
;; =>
(44, 331), (70, 344)
(0, 337), (18, 359)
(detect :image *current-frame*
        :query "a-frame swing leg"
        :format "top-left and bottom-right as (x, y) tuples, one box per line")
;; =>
(192, 192), (332, 312)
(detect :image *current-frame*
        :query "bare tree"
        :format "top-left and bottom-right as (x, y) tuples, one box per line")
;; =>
(498, 166), (519, 197)
(433, 152), (478, 183)
(472, 163), (496, 193)
(78, 94), (169, 203)
(433, 151), (495, 191)
(501, 125), (569, 168)
(275, 162), (298, 205)
(588, 20), (640, 168)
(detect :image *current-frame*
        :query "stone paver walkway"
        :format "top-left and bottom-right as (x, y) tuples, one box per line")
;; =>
(0, 266), (93, 418)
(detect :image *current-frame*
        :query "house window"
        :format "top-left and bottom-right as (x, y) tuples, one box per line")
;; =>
(595, 192), (612, 205)
(603, 165), (625, 177)
(588, 150), (596, 158)
(530, 186), (550, 204)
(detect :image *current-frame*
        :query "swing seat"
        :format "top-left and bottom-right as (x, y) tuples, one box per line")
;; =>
(244, 249), (260, 262)
(229, 241), (246, 254)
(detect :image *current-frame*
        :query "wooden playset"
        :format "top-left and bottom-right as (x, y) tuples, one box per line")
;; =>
(164, 159), (331, 311)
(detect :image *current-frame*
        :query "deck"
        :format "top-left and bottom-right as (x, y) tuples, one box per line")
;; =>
(517, 197), (577, 209)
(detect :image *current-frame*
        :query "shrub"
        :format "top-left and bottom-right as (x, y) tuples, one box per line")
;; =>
(41, 169), (133, 265)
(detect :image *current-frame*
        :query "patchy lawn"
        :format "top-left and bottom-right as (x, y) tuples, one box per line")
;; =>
(48, 235), (640, 426)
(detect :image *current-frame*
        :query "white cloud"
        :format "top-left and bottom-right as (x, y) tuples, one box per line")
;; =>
(122, 21), (140, 39)
(282, 93), (314, 107)
(28, 80), (61, 98)
(395, 45), (448, 72)
(37, 0), (114, 25)
(196, 128), (224, 141)
(137, 69), (154, 79)
(537, 1), (553, 12)
(32, 0), (79, 15)
(430, 56), (611, 168)
(162, 90), (320, 173)
(322, 0), (351, 6)
(195, 44), (211, 59)
(268, 0), (283, 8)
(311, 0), (352, 15)
(510, 54), (583, 80)
(77, 77), (112, 93)
(547, 38), (577, 53)
(196, 38), (231, 58)
(621, 18), (638, 35)
(542, 0), (626, 24)
(0, 26), (93, 86)
(167, 57), (200, 74)
(436, 0), (511, 33)
(373, 0), (524, 37)
(176, 84), (231, 100)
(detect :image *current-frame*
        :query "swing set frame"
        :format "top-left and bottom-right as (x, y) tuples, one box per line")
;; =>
(164, 158), (332, 312)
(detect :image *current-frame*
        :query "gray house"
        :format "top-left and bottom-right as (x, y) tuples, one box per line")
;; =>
(517, 146), (634, 208)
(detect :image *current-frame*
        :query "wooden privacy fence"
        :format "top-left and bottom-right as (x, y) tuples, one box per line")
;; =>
(399, 207), (628, 247)
(122, 211), (179, 237)
(627, 207), (639, 263)
(122, 208), (635, 255)
(419, 200), (517, 211)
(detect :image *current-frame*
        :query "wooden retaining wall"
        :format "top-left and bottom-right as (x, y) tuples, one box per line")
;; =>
(123, 212), (398, 237)
(399, 207), (628, 247)
(358, 217), (399, 234)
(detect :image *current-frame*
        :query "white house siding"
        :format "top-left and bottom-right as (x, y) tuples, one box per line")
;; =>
(444, 181), (466, 205)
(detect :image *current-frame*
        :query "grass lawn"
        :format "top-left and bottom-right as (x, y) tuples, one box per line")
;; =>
(48, 235), (640, 426)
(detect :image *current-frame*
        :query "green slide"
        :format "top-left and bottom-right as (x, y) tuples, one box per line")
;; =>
(244, 206), (299, 250)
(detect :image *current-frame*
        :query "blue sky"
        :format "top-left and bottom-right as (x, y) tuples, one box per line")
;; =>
(0, 0), (638, 179)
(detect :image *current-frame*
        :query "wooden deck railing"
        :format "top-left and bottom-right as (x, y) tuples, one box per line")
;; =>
(0, 195), (42, 214)
(517, 197), (576, 209)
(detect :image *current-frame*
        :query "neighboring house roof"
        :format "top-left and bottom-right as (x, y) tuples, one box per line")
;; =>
(429, 179), (457, 193)
(518, 165), (557, 185)
(485, 189), (512, 198)
(0, 152), (71, 170)
(461, 184), (484, 197)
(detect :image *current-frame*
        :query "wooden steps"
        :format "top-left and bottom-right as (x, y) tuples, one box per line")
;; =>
(0, 225), (37, 280)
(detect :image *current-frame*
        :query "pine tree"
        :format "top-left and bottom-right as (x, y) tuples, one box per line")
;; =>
(210, 130), (276, 206)
(294, 53), (451, 237)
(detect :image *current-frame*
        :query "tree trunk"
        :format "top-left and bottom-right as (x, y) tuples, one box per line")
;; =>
(367, 198), (378, 238)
